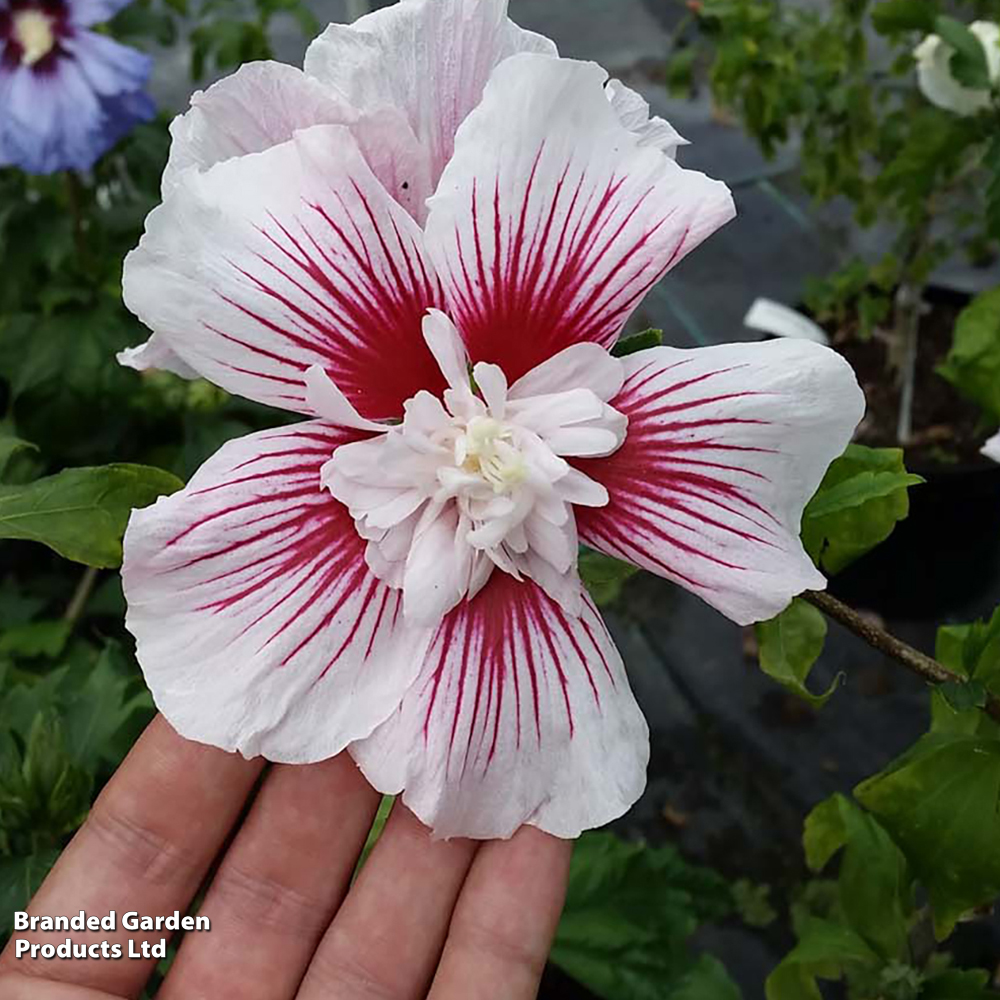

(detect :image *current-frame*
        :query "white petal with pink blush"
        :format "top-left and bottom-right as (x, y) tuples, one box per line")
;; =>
(118, 0), (867, 841)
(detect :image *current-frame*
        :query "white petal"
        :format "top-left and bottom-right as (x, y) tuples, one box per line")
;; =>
(122, 421), (430, 762)
(915, 31), (992, 115)
(983, 432), (1000, 464)
(509, 342), (625, 402)
(162, 62), (354, 195)
(972, 21), (1000, 83)
(557, 466), (609, 507)
(545, 425), (622, 458)
(304, 0), (557, 190)
(350, 575), (648, 839)
(117, 333), (200, 379)
(124, 123), (445, 418)
(523, 509), (576, 574)
(423, 309), (470, 392)
(606, 78), (688, 156)
(304, 364), (386, 431)
(425, 55), (735, 385)
(472, 362), (508, 418)
(507, 388), (605, 435)
(403, 503), (465, 622)
(574, 341), (866, 626)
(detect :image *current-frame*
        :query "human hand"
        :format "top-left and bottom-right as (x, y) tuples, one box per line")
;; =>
(0, 716), (572, 999)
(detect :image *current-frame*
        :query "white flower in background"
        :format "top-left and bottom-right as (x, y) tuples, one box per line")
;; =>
(914, 20), (1000, 116)
(984, 433), (1000, 463)
(119, 0), (865, 839)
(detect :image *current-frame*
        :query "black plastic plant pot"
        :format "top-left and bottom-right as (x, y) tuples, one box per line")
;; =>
(828, 460), (1000, 620)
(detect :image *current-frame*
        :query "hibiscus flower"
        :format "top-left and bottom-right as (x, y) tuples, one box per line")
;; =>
(0, 0), (155, 173)
(119, 0), (864, 839)
(914, 19), (1000, 117)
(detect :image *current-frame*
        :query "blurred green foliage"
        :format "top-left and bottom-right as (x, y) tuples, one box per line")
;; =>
(674, 0), (1000, 442)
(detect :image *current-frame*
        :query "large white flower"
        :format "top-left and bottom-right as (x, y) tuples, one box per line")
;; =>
(984, 432), (1000, 463)
(914, 20), (1000, 116)
(119, 0), (865, 839)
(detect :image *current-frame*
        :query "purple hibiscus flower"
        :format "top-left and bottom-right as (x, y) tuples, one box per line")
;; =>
(0, 0), (155, 174)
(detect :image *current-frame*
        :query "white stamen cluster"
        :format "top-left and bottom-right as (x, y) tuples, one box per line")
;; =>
(315, 312), (628, 624)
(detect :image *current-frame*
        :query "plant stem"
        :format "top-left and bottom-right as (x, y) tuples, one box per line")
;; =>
(64, 566), (99, 627)
(803, 590), (1000, 723)
(894, 280), (922, 445)
(346, 0), (370, 21)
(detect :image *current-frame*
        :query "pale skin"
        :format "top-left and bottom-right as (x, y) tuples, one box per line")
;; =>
(0, 716), (573, 1000)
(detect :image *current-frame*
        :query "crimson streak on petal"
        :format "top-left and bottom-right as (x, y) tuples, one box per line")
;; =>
(123, 124), (448, 419)
(424, 56), (736, 384)
(122, 421), (428, 763)
(575, 341), (865, 626)
(350, 573), (649, 840)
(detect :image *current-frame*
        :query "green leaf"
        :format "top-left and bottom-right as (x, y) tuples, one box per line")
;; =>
(354, 795), (395, 877)
(731, 879), (778, 929)
(61, 644), (152, 771)
(765, 917), (881, 1000)
(612, 328), (663, 357)
(938, 286), (1000, 424)
(578, 550), (639, 607)
(803, 470), (924, 520)
(933, 606), (1000, 736)
(934, 16), (992, 90)
(0, 620), (72, 659)
(922, 969), (994, 999)
(855, 733), (1000, 938)
(802, 445), (921, 575)
(755, 599), (839, 707)
(0, 429), (37, 482)
(0, 463), (183, 567)
(0, 850), (61, 936)
(870, 0), (936, 35)
(938, 679), (987, 712)
(552, 832), (735, 1000)
(671, 955), (742, 1000)
(802, 794), (913, 960)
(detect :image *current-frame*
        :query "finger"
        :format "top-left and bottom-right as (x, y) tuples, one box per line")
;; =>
(0, 716), (263, 998)
(428, 827), (572, 1000)
(297, 804), (478, 1000)
(0, 971), (122, 999)
(159, 754), (380, 1000)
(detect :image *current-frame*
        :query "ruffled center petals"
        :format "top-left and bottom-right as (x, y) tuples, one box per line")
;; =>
(319, 312), (626, 624)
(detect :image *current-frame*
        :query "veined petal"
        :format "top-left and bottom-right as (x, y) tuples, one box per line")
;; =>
(304, 364), (386, 432)
(161, 62), (354, 195)
(69, 0), (135, 26)
(123, 123), (446, 419)
(350, 574), (648, 839)
(574, 340), (865, 625)
(62, 30), (151, 97)
(606, 78), (687, 156)
(160, 62), (432, 220)
(424, 55), (735, 384)
(423, 309), (471, 392)
(117, 332), (200, 379)
(304, 0), (557, 191)
(509, 342), (625, 402)
(122, 421), (430, 762)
